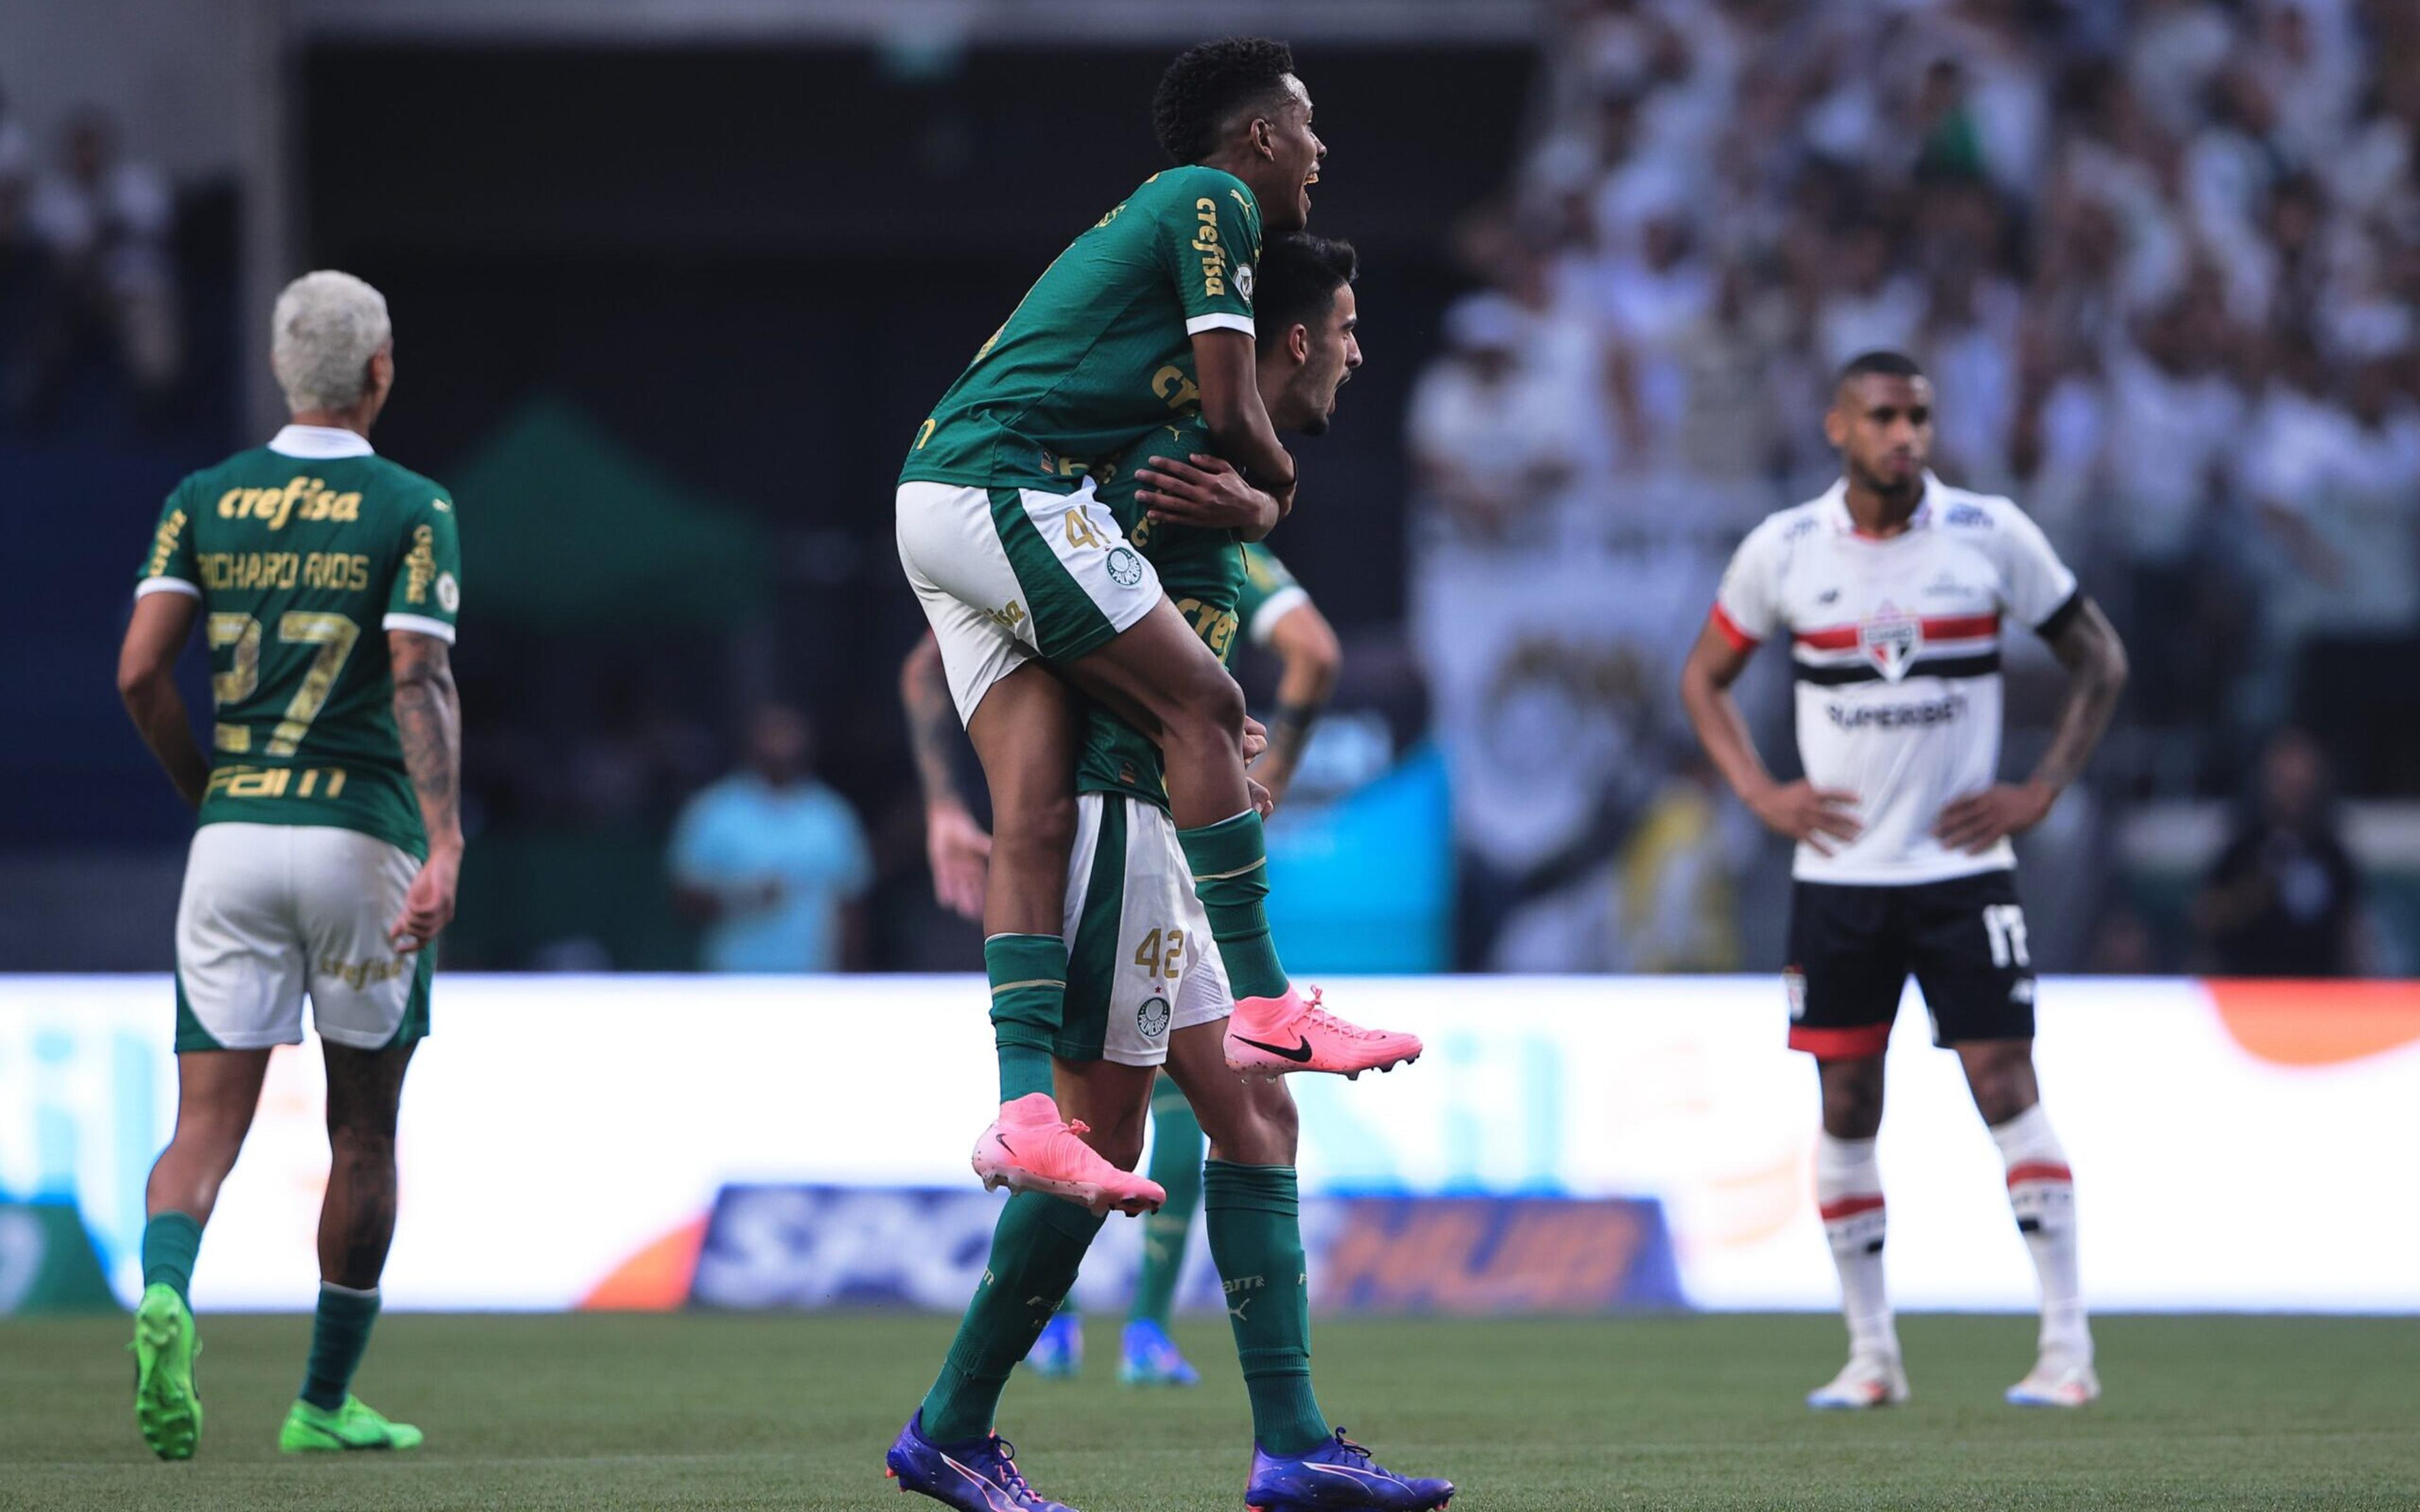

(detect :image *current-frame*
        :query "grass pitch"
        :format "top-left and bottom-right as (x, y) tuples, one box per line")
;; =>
(4, 1312), (2415, 1510)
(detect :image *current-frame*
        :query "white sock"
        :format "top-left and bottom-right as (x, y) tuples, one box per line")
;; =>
(1816, 1132), (1897, 1361)
(1990, 1102), (2090, 1365)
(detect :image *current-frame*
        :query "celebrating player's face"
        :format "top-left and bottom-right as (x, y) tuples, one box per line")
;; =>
(1264, 76), (1325, 233)
(1828, 374), (1933, 496)
(1286, 285), (1361, 437)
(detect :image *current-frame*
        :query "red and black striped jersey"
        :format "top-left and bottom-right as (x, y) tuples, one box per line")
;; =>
(1710, 473), (2080, 886)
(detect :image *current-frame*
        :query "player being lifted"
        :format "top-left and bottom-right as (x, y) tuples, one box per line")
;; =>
(115, 271), (464, 1457)
(905, 537), (1342, 1389)
(1680, 352), (2128, 1409)
(887, 234), (1453, 1512)
(894, 38), (1420, 1219)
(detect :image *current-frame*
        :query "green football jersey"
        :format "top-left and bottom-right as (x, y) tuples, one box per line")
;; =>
(1235, 541), (1307, 648)
(1074, 414), (1257, 808)
(135, 435), (463, 857)
(899, 166), (1262, 494)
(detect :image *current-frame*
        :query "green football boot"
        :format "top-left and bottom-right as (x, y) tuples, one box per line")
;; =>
(129, 1282), (202, 1460)
(279, 1395), (424, 1452)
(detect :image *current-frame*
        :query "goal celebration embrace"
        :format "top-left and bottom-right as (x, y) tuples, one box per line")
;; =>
(17, 4), (2419, 1510)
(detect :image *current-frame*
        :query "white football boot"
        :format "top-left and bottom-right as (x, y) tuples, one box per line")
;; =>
(1806, 1353), (1910, 1410)
(2005, 1354), (2100, 1407)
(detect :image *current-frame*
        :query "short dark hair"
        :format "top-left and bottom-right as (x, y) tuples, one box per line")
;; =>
(1153, 37), (1297, 164)
(1253, 232), (1357, 343)
(1836, 350), (1926, 387)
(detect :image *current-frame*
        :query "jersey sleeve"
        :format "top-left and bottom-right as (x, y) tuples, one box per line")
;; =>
(1709, 520), (1783, 650)
(133, 481), (202, 600)
(1158, 171), (1262, 338)
(1993, 501), (2082, 636)
(384, 491), (462, 644)
(1237, 542), (1310, 647)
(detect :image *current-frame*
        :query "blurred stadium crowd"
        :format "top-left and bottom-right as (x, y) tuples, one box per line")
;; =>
(0, 90), (184, 430)
(5, 3), (2411, 977)
(1410, 0), (2415, 975)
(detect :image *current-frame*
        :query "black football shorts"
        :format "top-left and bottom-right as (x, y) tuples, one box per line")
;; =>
(1783, 869), (2037, 1058)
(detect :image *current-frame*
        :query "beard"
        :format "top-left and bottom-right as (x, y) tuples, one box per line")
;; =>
(1858, 461), (1922, 498)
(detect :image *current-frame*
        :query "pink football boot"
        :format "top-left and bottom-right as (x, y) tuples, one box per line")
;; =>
(972, 1093), (1167, 1217)
(1223, 985), (1424, 1080)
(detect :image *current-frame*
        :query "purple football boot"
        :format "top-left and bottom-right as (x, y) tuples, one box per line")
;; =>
(1244, 1428), (1455, 1511)
(884, 1411), (1079, 1512)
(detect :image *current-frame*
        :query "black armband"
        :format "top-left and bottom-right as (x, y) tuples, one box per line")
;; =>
(1270, 699), (1323, 736)
(2035, 588), (2086, 641)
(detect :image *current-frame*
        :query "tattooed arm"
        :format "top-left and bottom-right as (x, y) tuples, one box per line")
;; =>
(901, 636), (991, 920)
(388, 629), (463, 950)
(1935, 596), (2129, 854)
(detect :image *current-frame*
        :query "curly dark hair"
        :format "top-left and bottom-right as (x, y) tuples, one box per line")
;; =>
(1253, 233), (1357, 341)
(1152, 37), (1298, 164)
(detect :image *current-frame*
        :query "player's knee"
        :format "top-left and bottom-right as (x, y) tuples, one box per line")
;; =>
(1819, 1062), (1886, 1138)
(1163, 671), (1247, 753)
(163, 1120), (247, 1178)
(174, 1108), (255, 1166)
(1964, 1053), (2037, 1125)
(1006, 785), (1079, 850)
(325, 1099), (401, 1151)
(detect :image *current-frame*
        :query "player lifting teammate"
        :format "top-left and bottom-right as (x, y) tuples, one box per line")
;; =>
(1681, 351), (2128, 1409)
(894, 37), (1420, 1220)
(116, 271), (463, 1457)
(904, 531), (1340, 1389)
(885, 234), (1454, 1512)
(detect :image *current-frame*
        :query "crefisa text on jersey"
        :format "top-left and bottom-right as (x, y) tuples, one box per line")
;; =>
(216, 476), (366, 530)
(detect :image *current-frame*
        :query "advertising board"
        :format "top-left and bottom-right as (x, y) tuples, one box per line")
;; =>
(3, 975), (2413, 1313)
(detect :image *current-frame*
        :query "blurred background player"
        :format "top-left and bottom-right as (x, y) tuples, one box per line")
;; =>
(1231, 542), (1342, 812)
(904, 543), (1342, 1389)
(1679, 351), (2128, 1411)
(888, 232), (1451, 1512)
(892, 38), (1416, 1222)
(669, 702), (872, 973)
(115, 270), (463, 1456)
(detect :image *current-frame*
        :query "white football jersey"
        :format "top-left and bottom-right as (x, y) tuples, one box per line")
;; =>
(1711, 473), (2080, 886)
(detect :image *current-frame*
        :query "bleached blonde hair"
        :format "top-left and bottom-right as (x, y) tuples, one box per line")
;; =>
(270, 270), (391, 414)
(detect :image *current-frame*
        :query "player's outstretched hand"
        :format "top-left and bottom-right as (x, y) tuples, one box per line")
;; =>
(1748, 781), (1863, 854)
(1136, 454), (1281, 537)
(1243, 716), (1269, 765)
(1248, 778), (1274, 819)
(1933, 781), (2056, 854)
(926, 801), (993, 922)
(389, 847), (461, 953)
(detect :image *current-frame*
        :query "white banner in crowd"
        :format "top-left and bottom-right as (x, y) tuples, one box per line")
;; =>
(2, 975), (2416, 1312)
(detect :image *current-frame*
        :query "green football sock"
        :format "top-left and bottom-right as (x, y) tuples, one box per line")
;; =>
(140, 1211), (203, 1307)
(921, 1193), (1105, 1444)
(1204, 1161), (1327, 1455)
(1176, 811), (1289, 1000)
(1131, 1077), (1204, 1329)
(986, 934), (1065, 1104)
(299, 1282), (381, 1411)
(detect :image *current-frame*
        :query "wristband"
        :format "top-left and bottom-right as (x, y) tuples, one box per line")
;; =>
(1270, 701), (1322, 736)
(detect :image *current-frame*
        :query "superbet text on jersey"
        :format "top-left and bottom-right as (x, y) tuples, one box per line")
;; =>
(1709, 472), (2081, 885)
